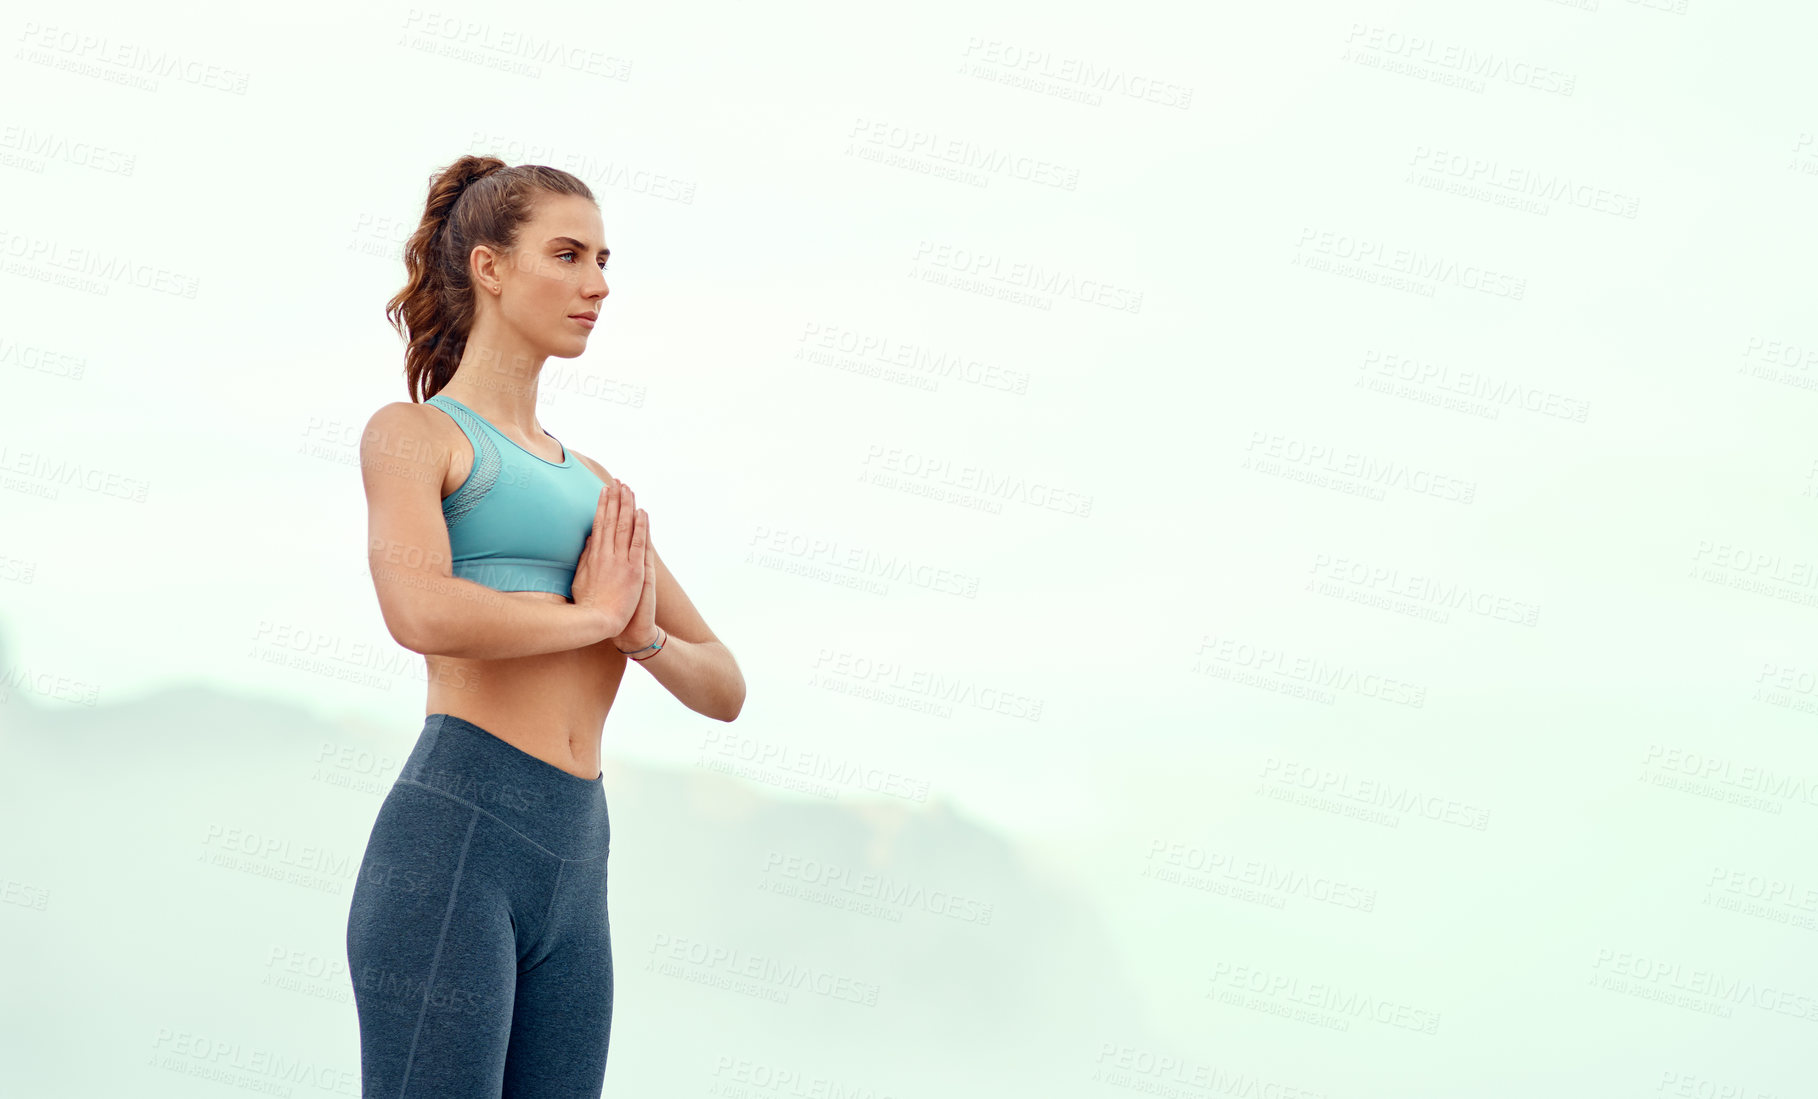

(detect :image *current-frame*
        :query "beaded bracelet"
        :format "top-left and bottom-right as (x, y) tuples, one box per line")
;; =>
(617, 626), (667, 661)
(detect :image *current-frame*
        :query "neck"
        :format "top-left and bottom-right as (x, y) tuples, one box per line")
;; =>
(444, 337), (547, 430)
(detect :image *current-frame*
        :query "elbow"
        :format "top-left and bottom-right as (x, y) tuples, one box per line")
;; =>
(718, 680), (747, 722)
(711, 648), (745, 722)
(388, 620), (429, 656)
(382, 596), (438, 656)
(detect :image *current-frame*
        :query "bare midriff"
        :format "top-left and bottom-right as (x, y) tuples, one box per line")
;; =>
(423, 589), (626, 782)
(420, 403), (624, 782)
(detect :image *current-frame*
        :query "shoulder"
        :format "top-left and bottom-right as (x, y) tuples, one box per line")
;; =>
(361, 400), (452, 466)
(366, 399), (433, 430)
(568, 448), (613, 483)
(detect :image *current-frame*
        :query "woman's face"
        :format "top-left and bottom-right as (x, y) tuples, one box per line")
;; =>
(484, 193), (609, 361)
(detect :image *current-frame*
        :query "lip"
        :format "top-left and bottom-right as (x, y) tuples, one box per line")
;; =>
(569, 314), (596, 329)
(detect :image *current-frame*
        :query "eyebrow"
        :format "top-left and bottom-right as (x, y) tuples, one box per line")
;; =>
(548, 236), (610, 260)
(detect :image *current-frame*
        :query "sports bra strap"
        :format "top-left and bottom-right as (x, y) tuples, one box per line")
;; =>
(425, 394), (501, 526)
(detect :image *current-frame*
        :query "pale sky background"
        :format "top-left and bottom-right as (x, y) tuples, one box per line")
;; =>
(5, 0), (1818, 1094)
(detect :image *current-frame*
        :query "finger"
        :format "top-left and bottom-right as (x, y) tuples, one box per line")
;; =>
(602, 479), (621, 559)
(585, 483), (608, 569)
(615, 482), (635, 556)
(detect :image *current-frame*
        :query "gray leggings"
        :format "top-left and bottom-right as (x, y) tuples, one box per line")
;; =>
(346, 713), (613, 1097)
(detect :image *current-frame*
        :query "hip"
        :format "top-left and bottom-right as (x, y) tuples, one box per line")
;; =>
(379, 711), (611, 861)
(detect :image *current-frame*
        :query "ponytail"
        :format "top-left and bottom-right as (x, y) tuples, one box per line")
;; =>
(385, 155), (596, 403)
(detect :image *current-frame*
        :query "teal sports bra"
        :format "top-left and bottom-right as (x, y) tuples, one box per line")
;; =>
(424, 393), (607, 599)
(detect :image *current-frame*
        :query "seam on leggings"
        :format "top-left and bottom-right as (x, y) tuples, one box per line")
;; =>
(397, 807), (480, 1099)
(520, 859), (568, 973)
(393, 777), (595, 862)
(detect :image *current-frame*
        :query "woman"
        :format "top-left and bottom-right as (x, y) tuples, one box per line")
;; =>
(345, 154), (745, 1098)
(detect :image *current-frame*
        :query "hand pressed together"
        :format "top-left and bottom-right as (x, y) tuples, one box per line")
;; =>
(612, 512), (659, 652)
(570, 478), (649, 640)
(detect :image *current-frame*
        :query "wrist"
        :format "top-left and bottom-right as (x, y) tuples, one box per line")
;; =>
(615, 624), (663, 653)
(584, 605), (627, 643)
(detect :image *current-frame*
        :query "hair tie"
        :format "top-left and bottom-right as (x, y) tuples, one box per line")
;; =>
(618, 626), (667, 660)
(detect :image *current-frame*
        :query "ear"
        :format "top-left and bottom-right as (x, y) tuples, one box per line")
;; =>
(470, 244), (502, 296)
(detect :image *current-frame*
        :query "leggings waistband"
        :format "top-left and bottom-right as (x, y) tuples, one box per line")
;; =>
(397, 712), (609, 859)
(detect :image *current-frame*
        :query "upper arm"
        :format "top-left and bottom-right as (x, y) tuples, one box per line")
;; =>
(572, 451), (723, 648)
(360, 401), (454, 651)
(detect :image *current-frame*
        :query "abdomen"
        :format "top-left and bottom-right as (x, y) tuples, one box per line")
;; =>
(423, 590), (629, 763)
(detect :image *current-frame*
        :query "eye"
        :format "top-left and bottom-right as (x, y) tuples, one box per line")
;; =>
(557, 250), (578, 262)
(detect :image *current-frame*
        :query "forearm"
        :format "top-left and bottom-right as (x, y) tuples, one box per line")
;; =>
(382, 565), (618, 659)
(624, 635), (745, 721)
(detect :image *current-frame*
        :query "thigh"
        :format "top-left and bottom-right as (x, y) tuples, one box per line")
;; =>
(502, 852), (614, 1098)
(346, 784), (520, 1098)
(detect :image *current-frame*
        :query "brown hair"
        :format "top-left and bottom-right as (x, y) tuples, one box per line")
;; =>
(385, 155), (596, 402)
